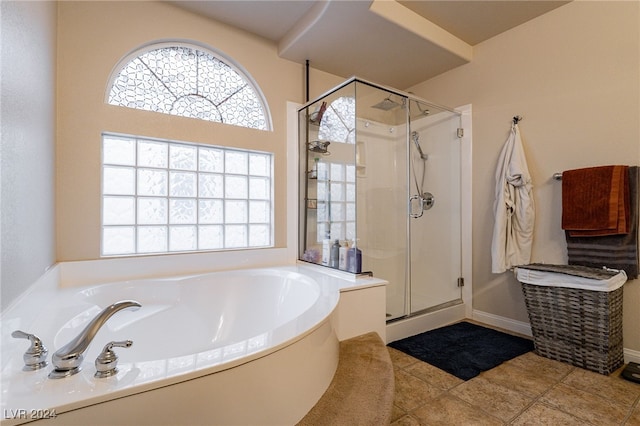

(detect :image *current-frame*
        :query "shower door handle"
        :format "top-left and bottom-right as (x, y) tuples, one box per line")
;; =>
(409, 193), (435, 218)
(409, 195), (424, 218)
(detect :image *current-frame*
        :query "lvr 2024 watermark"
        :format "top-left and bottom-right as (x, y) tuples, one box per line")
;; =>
(3, 409), (57, 420)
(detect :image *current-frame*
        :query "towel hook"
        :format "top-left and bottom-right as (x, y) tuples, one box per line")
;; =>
(512, 116), (523, 125)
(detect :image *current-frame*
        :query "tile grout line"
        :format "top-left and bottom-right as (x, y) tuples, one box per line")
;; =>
(502, 365), (567, 425)
(519, 366), (605, 425)
(559, 367), (640, 425)
(621, 392), (640, 425)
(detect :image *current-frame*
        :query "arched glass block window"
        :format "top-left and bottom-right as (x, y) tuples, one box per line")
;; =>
(318, 96), (355, 144)
(107, 43), (271, 130)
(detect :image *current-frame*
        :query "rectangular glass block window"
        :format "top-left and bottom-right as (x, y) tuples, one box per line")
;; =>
(316, 161), (356, 243)
(102, 133), (274, 256)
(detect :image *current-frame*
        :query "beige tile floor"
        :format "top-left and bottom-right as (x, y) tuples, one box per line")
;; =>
(388, 348), (640, 425)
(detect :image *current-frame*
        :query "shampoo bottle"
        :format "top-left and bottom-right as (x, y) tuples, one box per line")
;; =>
(347, 239), (362, 273)
(330, 239), (340, 268)
(338, 240), (349, 270)
(322, 235), (331, 266)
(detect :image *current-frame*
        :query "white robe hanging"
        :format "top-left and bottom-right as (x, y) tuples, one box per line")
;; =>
(491, 123), (535, 273)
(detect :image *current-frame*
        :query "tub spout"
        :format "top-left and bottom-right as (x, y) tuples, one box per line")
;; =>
(49, 300), (141, 379)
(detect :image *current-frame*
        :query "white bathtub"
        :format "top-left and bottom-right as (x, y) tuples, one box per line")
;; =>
(1, 266), (350, 425)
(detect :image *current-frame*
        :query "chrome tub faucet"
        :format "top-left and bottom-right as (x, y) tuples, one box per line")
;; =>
(49, 300), (141, 379)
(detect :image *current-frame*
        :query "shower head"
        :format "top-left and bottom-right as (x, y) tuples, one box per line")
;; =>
(371, 96), (401, 111)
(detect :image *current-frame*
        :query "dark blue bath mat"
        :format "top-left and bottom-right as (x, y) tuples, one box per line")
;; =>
(388, 321), (534, 380)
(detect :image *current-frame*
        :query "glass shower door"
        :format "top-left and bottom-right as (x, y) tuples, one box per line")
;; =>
(407, 101), (463, 314)
(354, 83), (409, 321)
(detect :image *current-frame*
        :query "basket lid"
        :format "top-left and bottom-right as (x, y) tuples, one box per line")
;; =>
(514, 264), (627, 292)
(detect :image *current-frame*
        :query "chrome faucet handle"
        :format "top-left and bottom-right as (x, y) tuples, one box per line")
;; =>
(94, 340), (132, 378)
(12, 330), (49, 371)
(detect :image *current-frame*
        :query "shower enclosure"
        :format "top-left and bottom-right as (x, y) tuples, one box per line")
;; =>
(298, 78), (463, 321)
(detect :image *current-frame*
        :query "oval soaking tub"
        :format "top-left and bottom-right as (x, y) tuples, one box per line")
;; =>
(1, 267), (340, 425)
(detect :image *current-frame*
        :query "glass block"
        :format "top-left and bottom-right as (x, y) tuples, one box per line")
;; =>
(138, 169), (168, 196)
(101, 132), (274, 257)
(138, 140), (168, 168)
(199, 173), (223, 198)
(170, 171), (196, 197)
(330, 222), (344, 241)
(103, 167), (135, 195)
(317, 181), (327, 201)
(346, 164), (356, 182)
(249, 177), (269, 200)
(199, 199), (223, 224)
(346, 222), (356, 241)
(330, 182), (344, 201)
(317, 162), (328, 181)
(346, 183), (356, 202)
(103, 227), (135, 255)
(103, 136), (135, 166)
(225, 175), (248, 199)
(170, 199), (196, 224)
(138, 198), (167, 224)
(138, 226), (167, 253)
(317, 202), (327, 222)
(330, 163), (344, 180)
(225, 200), (247, 224)
(170, 144), (197, 170)
(169, 226), (197, 251)
(199, 225), (223, 250)
(103, 196), (135, 225)
(249, 153), (270, 176)
(249, 201), (270, 223)
(225, 225), (247, 248)
(198, 147), (224, 173)
(249, 224), (270, 247)
(346, 202), (356, 221)
(317, 222), (327, 241)
(330, 202), (344, 221)
(225, 151), (248, 174)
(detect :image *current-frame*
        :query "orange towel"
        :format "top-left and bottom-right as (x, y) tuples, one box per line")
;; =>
(561, 165), (630, 236)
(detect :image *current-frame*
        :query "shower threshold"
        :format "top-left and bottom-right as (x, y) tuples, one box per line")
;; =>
(386, 298), (463, 324)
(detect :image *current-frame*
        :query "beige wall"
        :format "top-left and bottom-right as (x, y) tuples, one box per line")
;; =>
(56, 1), (341, 261)
(409, 1), (640, 351)
(0, 1), (57, 310)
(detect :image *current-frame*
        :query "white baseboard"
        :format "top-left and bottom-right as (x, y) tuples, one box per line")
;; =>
(472, 310), (532, 337)
(472, 309), (640, 364)
(624, 348), (640, 364)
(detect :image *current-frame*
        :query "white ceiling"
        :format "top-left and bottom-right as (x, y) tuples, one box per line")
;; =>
(168, 0), (570, 89)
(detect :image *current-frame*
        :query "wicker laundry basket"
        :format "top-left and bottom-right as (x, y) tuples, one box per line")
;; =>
(516, 264), (626, 375)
